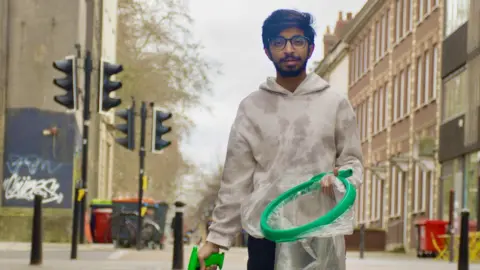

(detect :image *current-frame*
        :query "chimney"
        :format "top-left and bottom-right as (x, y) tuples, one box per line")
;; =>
(323, 26), (338, 57)
(334, 10), (355, 38)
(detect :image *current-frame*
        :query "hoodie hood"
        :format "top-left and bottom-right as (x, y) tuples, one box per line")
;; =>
(259, 72), (330, 96)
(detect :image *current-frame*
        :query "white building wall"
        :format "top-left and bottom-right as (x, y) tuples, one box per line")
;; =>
(97, 0), (118, 199)
(327, 56), (349, 96)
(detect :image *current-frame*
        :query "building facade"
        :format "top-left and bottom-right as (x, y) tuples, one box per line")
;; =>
(0, 0), (116, 241)
(343, 0), (443, 250)
(438, 0), (479, 229)
(314, 12), (353, 95)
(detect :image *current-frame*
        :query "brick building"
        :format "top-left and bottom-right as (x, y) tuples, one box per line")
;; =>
(342, 0), (443, 251)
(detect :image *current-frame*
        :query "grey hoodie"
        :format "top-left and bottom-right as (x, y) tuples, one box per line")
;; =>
(206, 73), (363, 249)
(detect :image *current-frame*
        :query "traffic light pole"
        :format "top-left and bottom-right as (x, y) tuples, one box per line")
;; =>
(136, 101), (147, 250)
(79, 50), (92, 244)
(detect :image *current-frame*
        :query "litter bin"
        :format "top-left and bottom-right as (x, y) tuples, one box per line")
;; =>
(111, 197), (156, 247)
(93, 208), (113, 243)
(90, 199), (112, 241)
(415, 219), (448, 258)
(150, 201), (169, 248)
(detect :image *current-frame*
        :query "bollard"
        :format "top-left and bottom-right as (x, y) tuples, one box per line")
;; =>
(448, 190), (455, 262)
(172, 201), (186, 270)
(359, 224), (365, 259)
(477, 176), (480, 231)
(70, 187), (81, 259)
(458, 209), (469, 270)
(30, 195), (43, 265)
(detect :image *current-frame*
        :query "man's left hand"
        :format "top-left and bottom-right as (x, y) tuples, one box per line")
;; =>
(320, 167), (339, 199)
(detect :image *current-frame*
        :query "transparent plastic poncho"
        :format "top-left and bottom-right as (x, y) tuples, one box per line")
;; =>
(241, 169), (356, 270)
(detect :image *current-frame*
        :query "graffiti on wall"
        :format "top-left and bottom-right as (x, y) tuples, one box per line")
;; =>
(3, 154), (64, 204)
(1, 108), (79, 209)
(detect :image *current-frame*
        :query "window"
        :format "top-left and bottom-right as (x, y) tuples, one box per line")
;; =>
(365, 98), (370, 137)
(416, 56), (422, 107)
(384, 84), (389, 127)
(400, 70), (405, 117)
(390, 167), (403, 217)
(376, 177), (382, 220)
(364, 36), (369, 72)
(396, 169), (403, 216)
(379, 87), (384, 131)
(381, 15), (386, 55)
(413, 165), (428, 212)
(393, 76), (399, 121)
(373, 91), (378, 133)
(406, 66), (411, 113)
(445, 0), (470, 37)
(355, 46), (360, 80)
(414, 165), (429, 213)
(424, 50), (430, 103)
(390, 166), (397, 216)
(442, 69), (468, 122)
(431, 45), (438, 99)
(385, 10), (390, 50)
(376, 21), (381, 60)
(414, 165), (420, 212)
(403, 0), (408, 33)
(419, 0), (424, 20)
(396, 0), (402, 41)
(371, 174), (377, 220)
(371, 174), (382, 221)
(350, 52), (355, 84)
(409, 0), (414, 30)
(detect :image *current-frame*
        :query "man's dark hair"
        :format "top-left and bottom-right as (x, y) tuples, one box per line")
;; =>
(262, 9), (316, 49)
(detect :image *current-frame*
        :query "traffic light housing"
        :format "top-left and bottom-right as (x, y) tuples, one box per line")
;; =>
(115, 103), (135, 150)
(99, 60), (123, 112)
(152, 108), (172, 152)
(52, 55), (77, 110)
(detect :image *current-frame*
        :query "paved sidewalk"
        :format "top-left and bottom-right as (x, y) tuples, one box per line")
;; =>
(2, 243), (480, 270)
(0, 241), (115, 251)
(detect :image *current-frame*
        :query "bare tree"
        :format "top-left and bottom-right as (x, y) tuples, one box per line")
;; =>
(112, 0), (219, 202)
(184, 161), (223, 230)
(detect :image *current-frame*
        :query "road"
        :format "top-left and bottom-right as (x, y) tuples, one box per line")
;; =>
(1, 243), (480, 269)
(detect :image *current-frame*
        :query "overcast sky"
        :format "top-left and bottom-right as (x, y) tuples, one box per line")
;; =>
(180, 0), (366, 175)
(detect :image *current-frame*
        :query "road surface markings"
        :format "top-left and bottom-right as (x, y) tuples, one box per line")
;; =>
(107, 250), (129, 260)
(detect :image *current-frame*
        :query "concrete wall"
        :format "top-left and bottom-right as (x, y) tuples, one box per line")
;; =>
(0, 0), (115, 242)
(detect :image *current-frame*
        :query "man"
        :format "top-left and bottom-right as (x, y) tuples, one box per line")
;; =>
(198, 9), (363, 270)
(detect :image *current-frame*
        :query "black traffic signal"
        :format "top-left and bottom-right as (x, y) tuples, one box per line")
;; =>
(100, 60), (123, 112)
(115, 102), (135, 150)
(152, 108), (172, 152)
(53, 56), (77, 110)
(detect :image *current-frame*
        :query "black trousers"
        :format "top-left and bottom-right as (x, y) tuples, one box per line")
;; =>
(247, 235), (276, 270)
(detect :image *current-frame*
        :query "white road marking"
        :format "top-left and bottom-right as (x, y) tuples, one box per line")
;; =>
(107, 250), (129, 260)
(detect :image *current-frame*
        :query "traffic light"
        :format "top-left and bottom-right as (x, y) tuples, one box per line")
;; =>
(99, 59), (123, 112)
(52, 55), (77, 110)
(152, 107), (172, 152)
(115, 102), (135, 150)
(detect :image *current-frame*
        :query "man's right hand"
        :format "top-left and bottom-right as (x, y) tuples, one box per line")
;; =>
(197, 241), (221, 270)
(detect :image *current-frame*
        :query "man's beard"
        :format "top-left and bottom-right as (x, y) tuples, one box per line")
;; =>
(273, 59), (308, 77)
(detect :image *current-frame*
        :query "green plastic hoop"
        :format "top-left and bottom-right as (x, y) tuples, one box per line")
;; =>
(260, 169), (357, 242)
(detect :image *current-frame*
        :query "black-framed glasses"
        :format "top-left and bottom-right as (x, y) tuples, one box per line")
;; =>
(269, 35), (309, 51)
